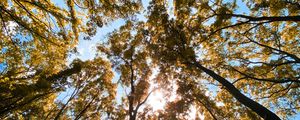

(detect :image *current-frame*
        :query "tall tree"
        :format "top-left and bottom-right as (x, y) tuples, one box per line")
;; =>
(0, 0), (141, 118)
(98, 21), (153, 120)
(133, 0), (299, 119)
(142, 0), (299, 119)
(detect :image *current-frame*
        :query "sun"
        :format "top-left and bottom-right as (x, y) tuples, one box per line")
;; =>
(147, 91), (166, 111)
(146, 81), (178, 111)
(146, 83), (205, 120)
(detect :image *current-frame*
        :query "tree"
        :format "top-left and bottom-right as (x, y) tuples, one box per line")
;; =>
(131, 0), (299, 119)
(1, 0), (300, 119)
(53, 58), (116, 120)
(100, 0), (299, 119)
(98, 21), (153, 120)
(0, 0), (141, 118)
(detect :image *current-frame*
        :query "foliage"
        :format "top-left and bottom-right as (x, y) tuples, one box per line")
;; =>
(0, 0), (299, 119)
(0, 0), (140, 119)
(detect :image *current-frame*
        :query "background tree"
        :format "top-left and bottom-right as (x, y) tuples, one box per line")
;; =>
(98, 21), (153, 120)
(0, 0), (141, 118)
(52, 58), (116, 120)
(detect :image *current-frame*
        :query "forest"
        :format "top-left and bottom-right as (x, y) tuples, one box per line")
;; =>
(0, 0), (299, 119)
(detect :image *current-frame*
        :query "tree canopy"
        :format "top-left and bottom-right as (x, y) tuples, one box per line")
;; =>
(0, 0), (299, 120)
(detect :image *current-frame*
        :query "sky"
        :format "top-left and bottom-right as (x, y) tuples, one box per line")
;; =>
(53, 0), (299, 119)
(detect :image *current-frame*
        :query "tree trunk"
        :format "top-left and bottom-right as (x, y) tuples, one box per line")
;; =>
(192, 62), (281, 120)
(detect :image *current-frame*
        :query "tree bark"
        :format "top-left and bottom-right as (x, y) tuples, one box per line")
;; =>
(191, 62), (281, 120)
